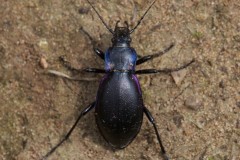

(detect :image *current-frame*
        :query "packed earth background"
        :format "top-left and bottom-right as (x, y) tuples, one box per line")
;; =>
(0, 0), (239, 160)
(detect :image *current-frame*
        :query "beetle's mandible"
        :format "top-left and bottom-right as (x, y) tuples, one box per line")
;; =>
(43, 0), (194, 159)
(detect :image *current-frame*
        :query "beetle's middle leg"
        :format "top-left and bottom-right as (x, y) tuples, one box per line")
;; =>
(58, 56), (105, 74)
(47, 56), (105, 80)
(143, 107), (169, 160)
(58, 55), (80, 72)
(42, 102), (96, 160)
(136, 43), (174, 65)
(135, 59), (194, 74)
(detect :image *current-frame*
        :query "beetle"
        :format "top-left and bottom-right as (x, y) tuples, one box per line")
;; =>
(43, 0), (194, 159)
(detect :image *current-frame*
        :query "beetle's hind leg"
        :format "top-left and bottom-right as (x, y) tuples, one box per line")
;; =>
(143, 107), (170, 160)
(42, 102), (95, 160)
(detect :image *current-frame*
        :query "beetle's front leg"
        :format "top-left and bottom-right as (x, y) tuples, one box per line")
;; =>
(80, 27), (105, 61)
(136, 43), (174, 65)
(94, 48), (105, 60)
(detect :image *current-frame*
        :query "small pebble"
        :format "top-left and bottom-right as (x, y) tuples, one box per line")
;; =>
(171, 69), (187, 86)
(78, 7), (89, 14)
(183, 124), (193, 136)
(0, 45), (6, 58)
(237, 120), (240, 129)
(38, 39), (48, 50)
(173, 113), (184, 128)
(40, 57), (48, 69)
(236, 102), (240, 108)
(185, 96), (202, 110)
(219, 80), (224, 88)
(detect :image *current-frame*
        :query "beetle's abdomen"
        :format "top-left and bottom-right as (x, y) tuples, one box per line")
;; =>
(95, 73), (143, 148)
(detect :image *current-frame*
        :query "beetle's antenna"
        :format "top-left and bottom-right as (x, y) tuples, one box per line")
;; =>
(86, 0), (114, 34)
(130, 0), (156, 34)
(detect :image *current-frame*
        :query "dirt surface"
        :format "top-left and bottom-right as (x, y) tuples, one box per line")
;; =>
(0, 0), (239, 160)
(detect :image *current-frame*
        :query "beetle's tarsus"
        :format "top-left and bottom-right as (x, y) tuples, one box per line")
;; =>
(163, 153), (170, 160)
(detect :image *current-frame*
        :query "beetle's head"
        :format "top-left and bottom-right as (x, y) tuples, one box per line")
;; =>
(111, 21), (131, 47)
(87, 0), (156, 47)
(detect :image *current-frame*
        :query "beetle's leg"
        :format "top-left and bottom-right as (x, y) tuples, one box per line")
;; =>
(59, 56), (80, 72)
(84, 68), (105, 73)
(93, 48), (105, 60)
(42, 102), (95, 160)
(80, 27), (105, 61)
(59, 56), (105, 74)
(143, 107), (169, 160)
(136, 43), (174, 65)
(135, 59), (194, 74)
(58, 28), (104, 72)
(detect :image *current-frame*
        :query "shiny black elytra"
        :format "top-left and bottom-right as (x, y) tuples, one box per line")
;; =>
(43, 0), (194, 160)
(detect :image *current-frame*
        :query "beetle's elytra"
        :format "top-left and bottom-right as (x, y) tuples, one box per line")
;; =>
(43, 0), (194, 160)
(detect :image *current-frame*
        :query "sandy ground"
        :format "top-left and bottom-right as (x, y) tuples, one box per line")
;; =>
(0, 0), (239, 160)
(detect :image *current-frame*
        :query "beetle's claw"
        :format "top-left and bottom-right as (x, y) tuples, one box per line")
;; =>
(163, 153), (170, 160)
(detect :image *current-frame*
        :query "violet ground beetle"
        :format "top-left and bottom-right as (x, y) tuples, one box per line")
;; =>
(43, 0), (194, 159)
